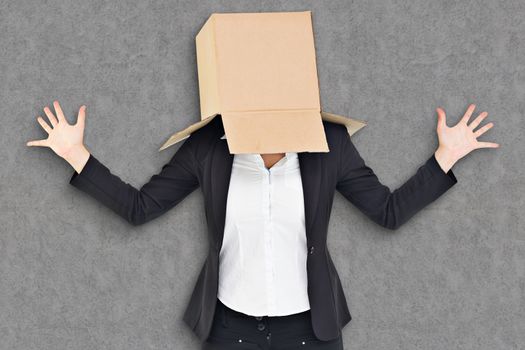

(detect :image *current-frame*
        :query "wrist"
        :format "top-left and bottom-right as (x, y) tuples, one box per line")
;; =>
(434, 146), (457, 173)
(64, 144), (91, 174)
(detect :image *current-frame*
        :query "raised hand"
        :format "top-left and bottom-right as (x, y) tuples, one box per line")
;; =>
(27, 101), (91, 173)
(434, 103), (499, 173)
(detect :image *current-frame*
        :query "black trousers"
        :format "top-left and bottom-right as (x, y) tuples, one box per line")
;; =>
(202, 298), (344, 349)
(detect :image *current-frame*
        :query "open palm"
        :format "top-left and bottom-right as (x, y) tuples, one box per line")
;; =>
(436, 103), (499, 163)
(27, 101), (87, 160)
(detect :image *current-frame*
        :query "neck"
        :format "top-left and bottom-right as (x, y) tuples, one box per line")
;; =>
(260, 153), (286, 169)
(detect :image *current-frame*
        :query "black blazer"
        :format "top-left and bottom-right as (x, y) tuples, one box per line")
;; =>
(69, 116), (457, 341)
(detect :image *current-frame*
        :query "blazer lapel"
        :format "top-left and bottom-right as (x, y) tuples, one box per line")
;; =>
(298, 152), (322, 242)
(210, 138), (234, 251)
(210, 142), (322, 251)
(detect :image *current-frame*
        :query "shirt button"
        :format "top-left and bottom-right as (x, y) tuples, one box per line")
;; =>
(309, 246), (315, 255)
(257, 323), (266, 331)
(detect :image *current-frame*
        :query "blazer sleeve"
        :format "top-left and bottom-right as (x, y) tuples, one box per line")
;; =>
(69, 136), (200, 226)
(335, 129), (457, 230)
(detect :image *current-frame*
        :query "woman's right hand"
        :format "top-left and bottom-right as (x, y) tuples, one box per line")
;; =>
(27, 100), (91, 173)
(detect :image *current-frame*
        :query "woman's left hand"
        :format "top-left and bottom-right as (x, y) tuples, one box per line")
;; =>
(434, 103), (499, 173)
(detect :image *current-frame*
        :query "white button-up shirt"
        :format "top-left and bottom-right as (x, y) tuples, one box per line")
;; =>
(217, 134), (311, 317)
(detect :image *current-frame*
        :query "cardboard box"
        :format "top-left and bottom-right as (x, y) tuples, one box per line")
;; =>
(159, 10), (367, 154)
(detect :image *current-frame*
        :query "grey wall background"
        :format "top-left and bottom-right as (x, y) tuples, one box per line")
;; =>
(1, 0), (523, 349)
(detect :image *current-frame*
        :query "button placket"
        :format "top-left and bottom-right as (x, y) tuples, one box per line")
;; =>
(263, 166), (277, 314)
(253, 314), (271, 346)
(254, 314), (266, 332)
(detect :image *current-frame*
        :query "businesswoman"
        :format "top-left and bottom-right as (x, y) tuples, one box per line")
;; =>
(27, 101), (499, 349)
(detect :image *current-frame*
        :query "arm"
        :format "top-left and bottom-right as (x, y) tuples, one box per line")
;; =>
(27, 100), (202, 226)
(335, 103), (500, 230)
(335, 130), (457, 230)
(68, 136), (199, 226)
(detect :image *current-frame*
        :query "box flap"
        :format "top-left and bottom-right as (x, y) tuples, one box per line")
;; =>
(158, 111), (368, 152)
(221, 110), (328, 154)
(320, 111), (367, 136)
(158, 114), (218, 151)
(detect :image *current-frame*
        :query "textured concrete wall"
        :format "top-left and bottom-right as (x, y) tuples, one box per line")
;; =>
(2, 1), (523, 349)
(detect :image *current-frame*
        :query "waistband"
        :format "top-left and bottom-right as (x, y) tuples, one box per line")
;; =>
(216, 298), (311, 323)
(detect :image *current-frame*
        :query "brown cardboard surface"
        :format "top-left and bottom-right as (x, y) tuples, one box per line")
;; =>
(158, 114), (218, 151)
(221, 110), (328, 154)
(320, 111), (367, 136)
(159, 10), (367, 153)
(158, 112), (366, 152)
(212, 12), (320, 112)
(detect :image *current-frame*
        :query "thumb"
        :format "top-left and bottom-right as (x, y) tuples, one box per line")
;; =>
(76, 105), (86, 129)
(436, 107), (447, 130)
